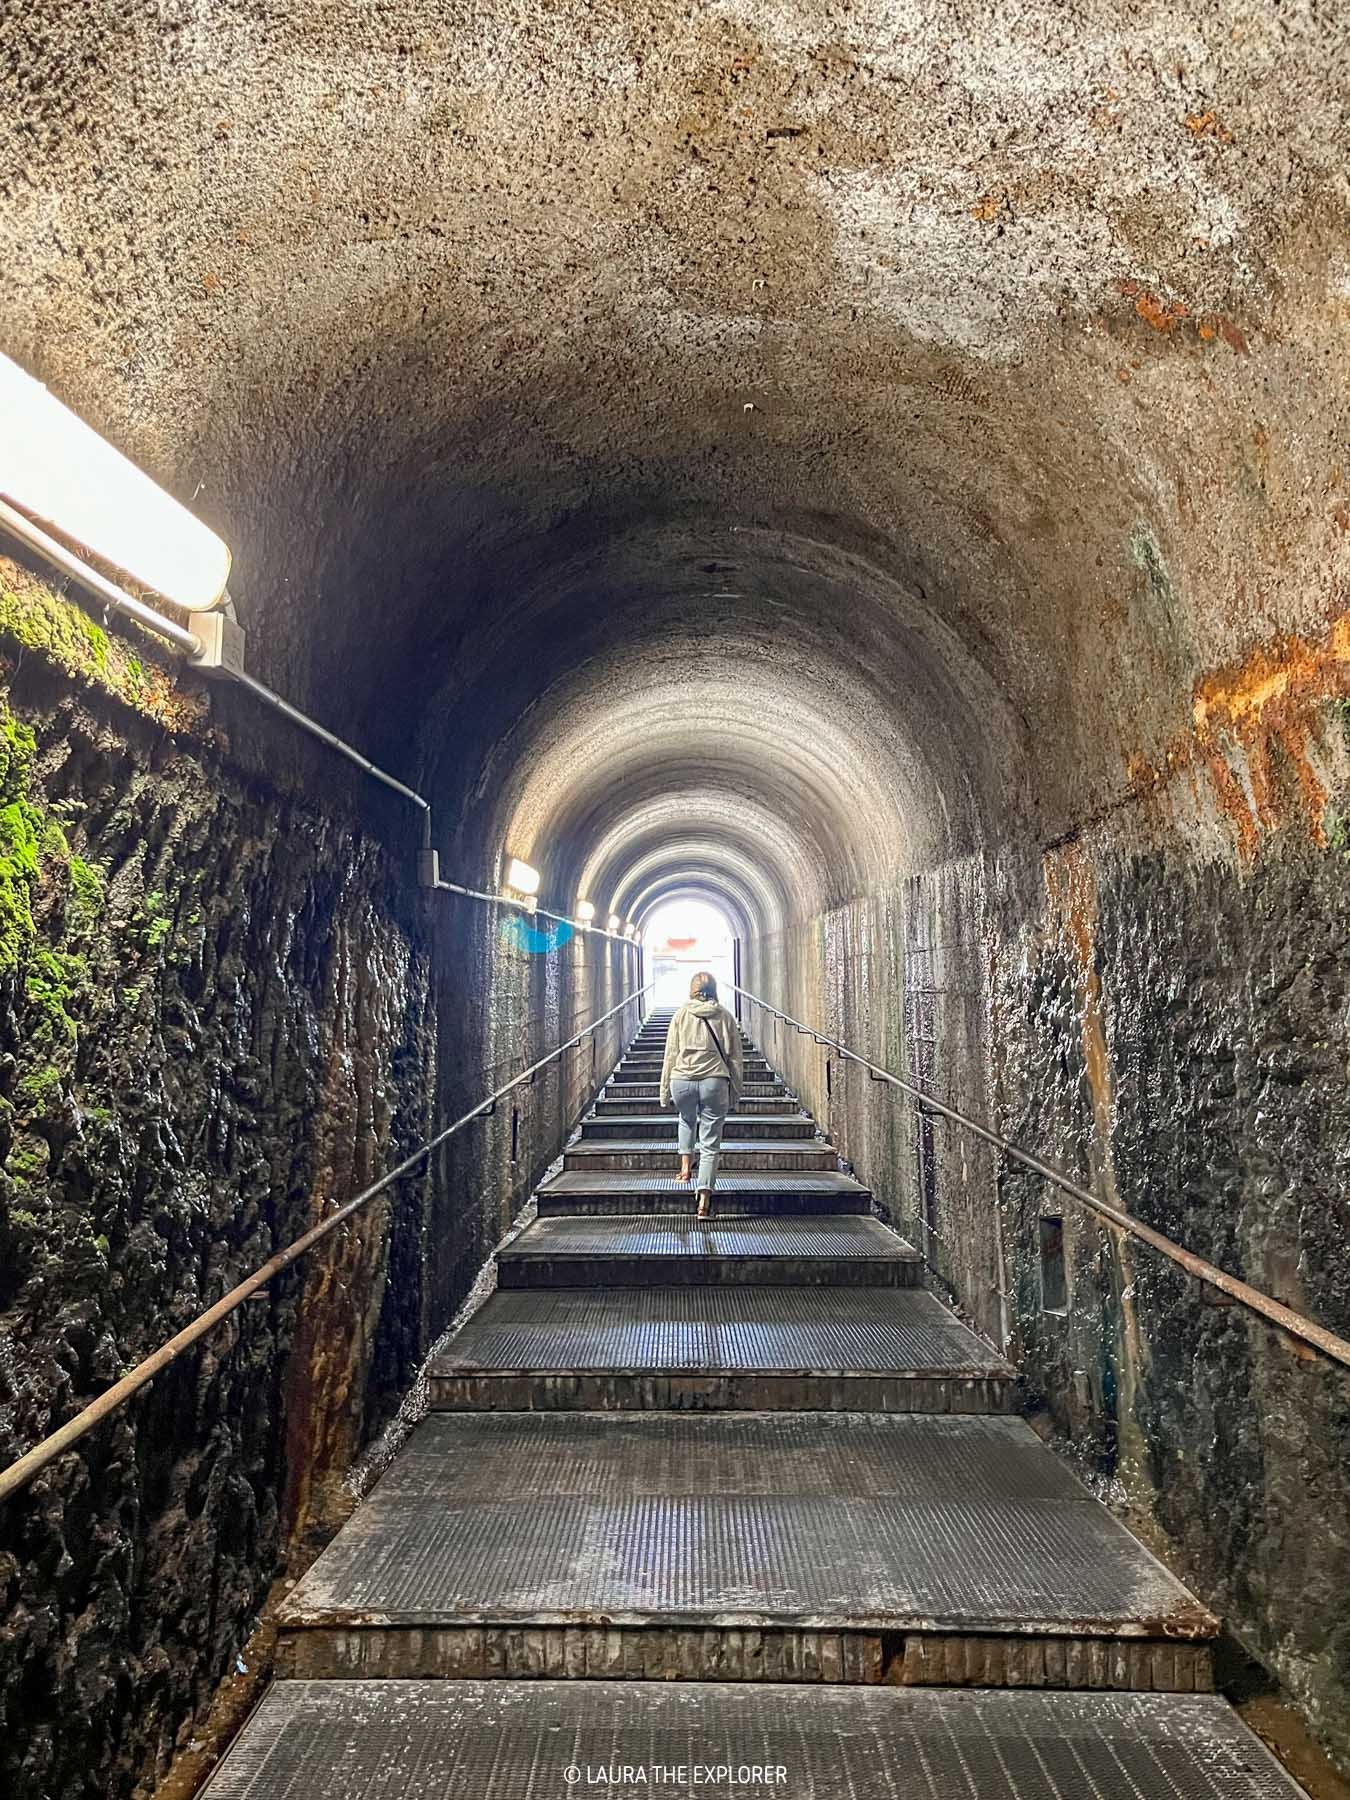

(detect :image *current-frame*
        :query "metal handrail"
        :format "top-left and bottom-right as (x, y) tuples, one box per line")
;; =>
(732, 981), (1350, 1372)
(0, 981), (654, 1505)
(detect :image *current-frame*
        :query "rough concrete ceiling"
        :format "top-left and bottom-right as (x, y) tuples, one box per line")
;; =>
(2, 0), (1347, 919)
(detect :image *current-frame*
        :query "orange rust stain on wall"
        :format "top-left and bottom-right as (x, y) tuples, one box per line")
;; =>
(1041, 844), (1149, 1438)
(1130, 614), (1350, 856)
(1042, 844), (1114, 1148)
(1114, 279), (1248, 352)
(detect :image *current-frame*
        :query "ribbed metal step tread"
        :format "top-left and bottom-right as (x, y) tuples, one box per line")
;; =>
(535, 1170), (873, 1216)
(567, 1138), (827, 1154)
(581, 1117), (817, 1141)
(540, 1171), (870, 1197)
(277, 1413), (1216, 1639)
(596, 1099), (798, 1114)
(432, 1287), (1011, 1375)
(204, 1682), (1301, 1800)
(605, 1084), (788, 1097)
(502, 1214), (919, 1261)
(586, 1114), (812, 1125)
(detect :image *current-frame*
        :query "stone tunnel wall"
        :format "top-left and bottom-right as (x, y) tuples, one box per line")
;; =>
(747, 678), (1350, 1772)
(423, 889), (640, 1344)
(0, 558), (631, 1800)
(987, 688), (1350, 1770)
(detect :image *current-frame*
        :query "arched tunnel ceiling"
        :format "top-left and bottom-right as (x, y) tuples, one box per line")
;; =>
(2, 1), (1347, 914)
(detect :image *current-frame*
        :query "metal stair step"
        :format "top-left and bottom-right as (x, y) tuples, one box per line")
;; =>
(535, 1171), (874, 1216)
(564, 1139), (835, 1172)
(605, 1080), (787, 1098)
(497, 1212), (923, 1288)
(596, 1095), (799, 1115)
(619, 1065), (777, 1080)
(428, 1285), (1013, 1412)
(275, 1412), (1217, 1685)
(580, 1114), (817, 1142)
(202, 1682), (1300, 1799)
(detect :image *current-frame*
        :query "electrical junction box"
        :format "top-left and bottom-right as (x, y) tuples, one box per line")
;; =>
(190, 611), (247, 677)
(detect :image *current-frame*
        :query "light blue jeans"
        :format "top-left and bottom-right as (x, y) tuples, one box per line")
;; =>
(670, 1076), (731, 1191)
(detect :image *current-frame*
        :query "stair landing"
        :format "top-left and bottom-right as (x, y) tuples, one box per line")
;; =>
(276, 1412), (1217, 1686)
(202, 1682), (1305, 1800)
(427, 1284), (1013, 1411)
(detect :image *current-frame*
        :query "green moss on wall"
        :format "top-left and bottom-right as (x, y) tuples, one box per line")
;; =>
(0, 702), (112, 1166)
(0, 554), (206, 731)
(0, 710), (41, 977)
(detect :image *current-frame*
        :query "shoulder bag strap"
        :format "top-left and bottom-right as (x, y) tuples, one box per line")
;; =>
(700, 1013), (734, 1076)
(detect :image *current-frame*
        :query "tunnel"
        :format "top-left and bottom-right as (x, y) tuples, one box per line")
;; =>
(0, 2), (1348, 1796)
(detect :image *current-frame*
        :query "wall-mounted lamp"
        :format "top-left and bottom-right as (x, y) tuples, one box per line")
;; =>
(0, 354), (232, 612)
(607, 914), (622, 932)
(576, 900), (596, 924)
(504, 857), (540, 896)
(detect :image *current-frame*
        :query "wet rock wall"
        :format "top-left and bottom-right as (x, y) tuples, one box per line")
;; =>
(743, 862), (1004, 1345)
(755, 689), (1350, 1771)
(988, 699), (1350, 1768)
(425, 889), (641, 1324)
(0, 572), (436, 1798)
(0, 560), (632, 1800)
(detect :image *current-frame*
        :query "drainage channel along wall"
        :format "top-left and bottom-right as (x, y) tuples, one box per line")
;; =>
(0, 557), (630, 1800)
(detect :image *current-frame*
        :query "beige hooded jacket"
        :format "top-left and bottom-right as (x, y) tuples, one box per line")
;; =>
(659, 999), (744, 1107)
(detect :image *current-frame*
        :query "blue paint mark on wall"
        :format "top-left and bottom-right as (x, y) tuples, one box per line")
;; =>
(501, 914), (575, 955)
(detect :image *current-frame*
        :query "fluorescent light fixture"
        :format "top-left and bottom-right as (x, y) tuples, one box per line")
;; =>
(576, 899), (596, 923)
(0, 354), (231, 611)
(504, 857), (540, 895)
(607, 914), (622, 932)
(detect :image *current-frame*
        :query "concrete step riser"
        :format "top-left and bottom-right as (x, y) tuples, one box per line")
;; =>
(428, 1371), (1016, 1412)
(496, 1256), (923, 1289)
(275, 1625), (1213, 1691)
(580, 1119), (817, 1141)
(564, 1147), (835, 1172)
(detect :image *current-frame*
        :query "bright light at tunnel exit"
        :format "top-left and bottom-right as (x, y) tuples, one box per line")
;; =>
(0, 353), (232, 612)
(642, 897), (736, 1009)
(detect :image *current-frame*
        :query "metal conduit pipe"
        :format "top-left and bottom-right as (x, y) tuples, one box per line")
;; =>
(435, 878), (639, 947)
(0, 503), (433, 812)
(0, 980), (654, 1506)
(0, 512), (633, 937)
(231, 668), (431, 821)
(730, 981), (1350, 1373)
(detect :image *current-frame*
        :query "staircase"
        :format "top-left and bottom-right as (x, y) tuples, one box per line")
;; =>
(201, 1013), (1306, 1799)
